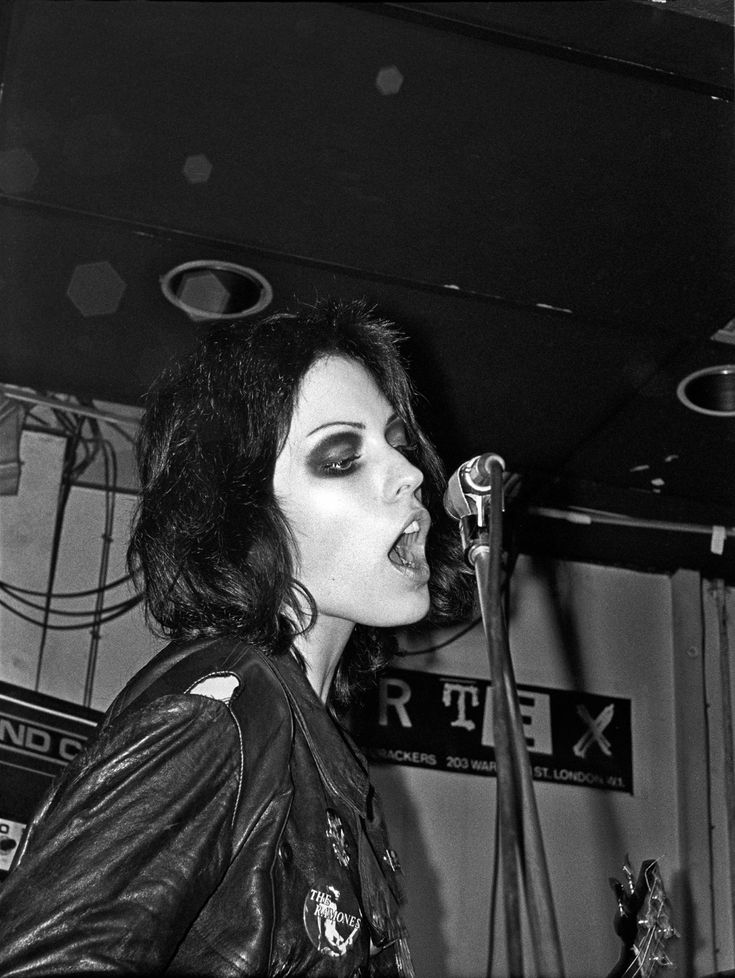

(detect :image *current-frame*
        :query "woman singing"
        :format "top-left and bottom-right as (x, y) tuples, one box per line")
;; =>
(0, 298), (471, 976)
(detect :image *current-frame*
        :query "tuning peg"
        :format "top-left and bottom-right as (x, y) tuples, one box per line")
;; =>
(622, 855), (635, 892)
(653, 951), (674, 967)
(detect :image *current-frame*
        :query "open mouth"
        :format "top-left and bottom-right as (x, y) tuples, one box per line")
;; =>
(388, 512), (431, 583)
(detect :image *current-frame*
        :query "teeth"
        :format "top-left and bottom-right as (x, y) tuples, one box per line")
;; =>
(389, 516), (427, 571)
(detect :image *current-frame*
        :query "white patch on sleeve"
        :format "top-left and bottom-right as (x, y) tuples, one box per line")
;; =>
(187, 673), (240, 704)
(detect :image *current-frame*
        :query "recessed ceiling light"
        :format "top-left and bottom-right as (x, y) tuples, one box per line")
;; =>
(677, 365), (735, 417)
(160, 260), (273, 322)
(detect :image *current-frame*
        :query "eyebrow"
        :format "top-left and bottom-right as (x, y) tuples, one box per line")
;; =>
(306, 413), (400, 438)
(306, 421), (366, 437)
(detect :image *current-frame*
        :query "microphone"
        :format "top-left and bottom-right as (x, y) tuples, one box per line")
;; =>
(444, 453), (505, 568)
(443, 453), (505, 521)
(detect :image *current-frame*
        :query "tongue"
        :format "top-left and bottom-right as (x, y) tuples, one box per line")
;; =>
(389, 540), (410, 568)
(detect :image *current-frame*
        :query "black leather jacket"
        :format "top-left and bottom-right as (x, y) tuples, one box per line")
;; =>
(0, 637), (413, 976)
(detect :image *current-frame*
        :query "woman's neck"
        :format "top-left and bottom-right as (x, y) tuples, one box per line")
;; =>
(292, 614), (354, 703)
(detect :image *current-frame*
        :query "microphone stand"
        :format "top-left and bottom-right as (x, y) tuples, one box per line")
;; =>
(454, 456), (565, 978)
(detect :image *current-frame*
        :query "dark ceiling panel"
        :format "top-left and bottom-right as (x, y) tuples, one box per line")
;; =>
(2, 1), (733, 333)
(0, 202), (686, 475)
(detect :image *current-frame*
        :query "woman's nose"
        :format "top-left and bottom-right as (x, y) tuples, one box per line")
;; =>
(391, 451), (424, 498)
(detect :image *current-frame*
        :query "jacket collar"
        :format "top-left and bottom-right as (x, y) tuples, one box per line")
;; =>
(266, 650), (370, 818)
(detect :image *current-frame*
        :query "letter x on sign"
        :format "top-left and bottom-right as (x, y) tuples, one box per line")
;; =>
(573, 704), (614, 758)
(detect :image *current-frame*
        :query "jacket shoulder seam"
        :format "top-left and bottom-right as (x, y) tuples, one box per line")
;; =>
(225, 701), (245, 830)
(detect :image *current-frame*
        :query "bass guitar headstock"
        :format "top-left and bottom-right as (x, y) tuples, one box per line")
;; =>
(607, 857), (678, 978)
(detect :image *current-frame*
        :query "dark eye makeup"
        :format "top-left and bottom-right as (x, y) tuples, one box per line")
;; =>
(307, 431), (363, 477)
(386, 418), (417, 455)
(305, 417), (417, 478)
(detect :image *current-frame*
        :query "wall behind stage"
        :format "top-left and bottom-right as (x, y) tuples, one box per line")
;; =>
(1, 430), (731, 975)
(371, 560), (732, 978)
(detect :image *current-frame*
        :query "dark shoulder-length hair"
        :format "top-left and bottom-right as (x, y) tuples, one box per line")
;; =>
(128, 297), (473, 706)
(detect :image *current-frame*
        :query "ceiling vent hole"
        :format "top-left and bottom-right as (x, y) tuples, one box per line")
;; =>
(677, 365), (735, 417)
(160, 260), (273, 321)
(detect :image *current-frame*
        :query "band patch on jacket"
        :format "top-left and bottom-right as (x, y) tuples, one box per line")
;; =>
(325, 809), (350, 867)
(303, 880), (362, 957)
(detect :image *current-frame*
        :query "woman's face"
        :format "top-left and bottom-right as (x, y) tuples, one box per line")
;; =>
(273, 355), (431, 633)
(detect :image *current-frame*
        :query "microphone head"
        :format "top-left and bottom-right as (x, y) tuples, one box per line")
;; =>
(443, 453), (505, 520)
(462, 453), (505, 492)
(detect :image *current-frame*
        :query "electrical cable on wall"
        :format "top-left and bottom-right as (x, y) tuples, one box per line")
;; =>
(0, 594), (141, 630)
(1, 572), (135, 599)
(0, 584), (139, 620)
(34, 412), (86, 690)
(84, 418), (118, 707)
(0, 396), (143, 697)
(400, 616), (481, 655)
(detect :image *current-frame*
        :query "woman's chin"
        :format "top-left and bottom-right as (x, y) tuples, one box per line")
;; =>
(376, 591), (431, 628)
